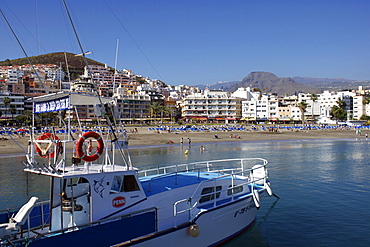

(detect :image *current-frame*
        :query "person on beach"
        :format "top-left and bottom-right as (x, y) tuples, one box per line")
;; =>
(180, 137), (183, 145)
(188, 138), (191, 145)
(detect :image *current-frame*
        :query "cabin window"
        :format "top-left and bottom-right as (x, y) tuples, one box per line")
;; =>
(227, 185), (244, 195)
(110, 175), (140, 193)
(110, 175), (123, 193)
(199, 186), (222, 203)
(123, 175), (140, 192)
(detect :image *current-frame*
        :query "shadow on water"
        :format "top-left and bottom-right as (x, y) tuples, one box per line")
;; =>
(0, 156), (49, 209)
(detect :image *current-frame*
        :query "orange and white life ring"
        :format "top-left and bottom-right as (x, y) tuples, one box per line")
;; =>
(35, 133), (61, 159)
(76, 131), (104, 162)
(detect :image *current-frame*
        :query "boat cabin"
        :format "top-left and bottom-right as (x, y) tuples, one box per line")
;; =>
(48, 167), (146, 231)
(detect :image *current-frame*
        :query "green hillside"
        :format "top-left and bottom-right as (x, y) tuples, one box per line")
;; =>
(0, 52), (106, 79)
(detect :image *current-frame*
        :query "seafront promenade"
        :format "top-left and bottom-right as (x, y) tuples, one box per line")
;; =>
(0, 125), (365, 156)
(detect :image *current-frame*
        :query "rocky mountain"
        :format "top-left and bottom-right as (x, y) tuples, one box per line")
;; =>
(192, 81), (239, 91)
(227, 72), (322, 96)
(292, 76), (370, 90)
(292, 76), (354, 84)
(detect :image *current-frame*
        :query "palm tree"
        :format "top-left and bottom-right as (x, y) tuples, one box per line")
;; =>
(37, 112), (58, 126)
(23, 110), (32, 124)
(362, 96), (370, 105)
(330, 99), (347, 121)
(2, 96), (10, 117)
(148, 102), (163, 119)
(160, 106), (171, 123)
(362, 96), (370, 120)
(298, 101), (308, 124)
(252, 87), (268, 100)
(9, 105), (16, 122)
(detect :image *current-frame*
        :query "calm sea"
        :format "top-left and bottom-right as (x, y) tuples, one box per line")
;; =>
(1, 138), (369, 246)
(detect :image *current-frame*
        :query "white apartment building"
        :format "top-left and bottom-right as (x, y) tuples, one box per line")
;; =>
(6, 69), (24, 83)
(352, 95), (370, 120)
(182, 90), (242, 121)
(45, 67), (65, 82)
(84, 65), (137, 92)
(317, 91), (341, 123)
(298, 93), (320, 121)
(315, 90), (357, 124)
(237, 87), (279, 122)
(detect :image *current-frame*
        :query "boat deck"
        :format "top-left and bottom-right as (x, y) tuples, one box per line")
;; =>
(140, 172), (244, 197)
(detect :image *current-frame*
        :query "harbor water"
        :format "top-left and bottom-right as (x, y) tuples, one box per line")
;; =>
(1, 138), (369, 246)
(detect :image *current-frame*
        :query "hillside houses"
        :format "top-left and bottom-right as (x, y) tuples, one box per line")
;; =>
(1, 63), (370, 125)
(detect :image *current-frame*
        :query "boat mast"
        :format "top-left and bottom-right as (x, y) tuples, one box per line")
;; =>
(61, 0), (132, 169)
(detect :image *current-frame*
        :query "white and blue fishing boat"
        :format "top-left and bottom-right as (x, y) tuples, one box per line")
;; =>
(0, 92), (274, 246)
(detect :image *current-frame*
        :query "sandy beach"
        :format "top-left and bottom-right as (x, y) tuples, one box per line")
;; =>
(0, 126), (364, 157)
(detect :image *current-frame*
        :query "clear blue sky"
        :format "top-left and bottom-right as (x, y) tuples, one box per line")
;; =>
(1, 0), (370, 85)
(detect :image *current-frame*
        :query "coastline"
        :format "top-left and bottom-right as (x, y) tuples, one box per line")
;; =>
(0, 127), (365, 158)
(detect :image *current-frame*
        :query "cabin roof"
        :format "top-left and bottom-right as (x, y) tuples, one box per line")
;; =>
(29, 92), (113, 106)
(139, 172), (243, 197)
(24, 164), (131, 178)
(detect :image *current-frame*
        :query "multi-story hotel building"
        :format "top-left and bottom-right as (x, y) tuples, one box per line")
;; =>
(0, 92), (25, 119)
(113, 88), (151, 121)
(182, 90), (242, 121)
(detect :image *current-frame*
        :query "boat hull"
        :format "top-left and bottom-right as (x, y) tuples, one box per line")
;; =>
(25, 195), (259, 247)
(120, 196), (259, 247)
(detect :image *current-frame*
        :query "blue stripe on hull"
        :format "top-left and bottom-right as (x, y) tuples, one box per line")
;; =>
(29, 211), (156, 247)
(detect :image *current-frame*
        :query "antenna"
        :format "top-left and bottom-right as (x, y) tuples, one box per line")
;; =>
(113, 38), (119, 93)
(64, 51), (71, 83)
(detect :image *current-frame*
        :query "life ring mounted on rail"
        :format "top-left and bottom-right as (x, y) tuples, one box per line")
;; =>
(35, 133), (61, 159)
(76, 131), (104, 162)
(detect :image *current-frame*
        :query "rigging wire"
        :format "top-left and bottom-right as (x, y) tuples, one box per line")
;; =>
(0, 9), (49, 94)
(102, 0), (164, 81)
(59, 0), (77, 54)
(60, 1), (93, 59)
(0, 167), (24, 199)
(35, 0), (40, 54)
(0, 0), (48, 55)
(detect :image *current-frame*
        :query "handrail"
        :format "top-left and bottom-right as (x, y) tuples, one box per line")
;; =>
(172, 177), (264, 223)
(169, 158), (268, 222)
(144, 167), (208, 192)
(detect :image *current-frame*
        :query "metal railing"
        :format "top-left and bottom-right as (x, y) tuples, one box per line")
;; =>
(139, 158), (268, 226)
